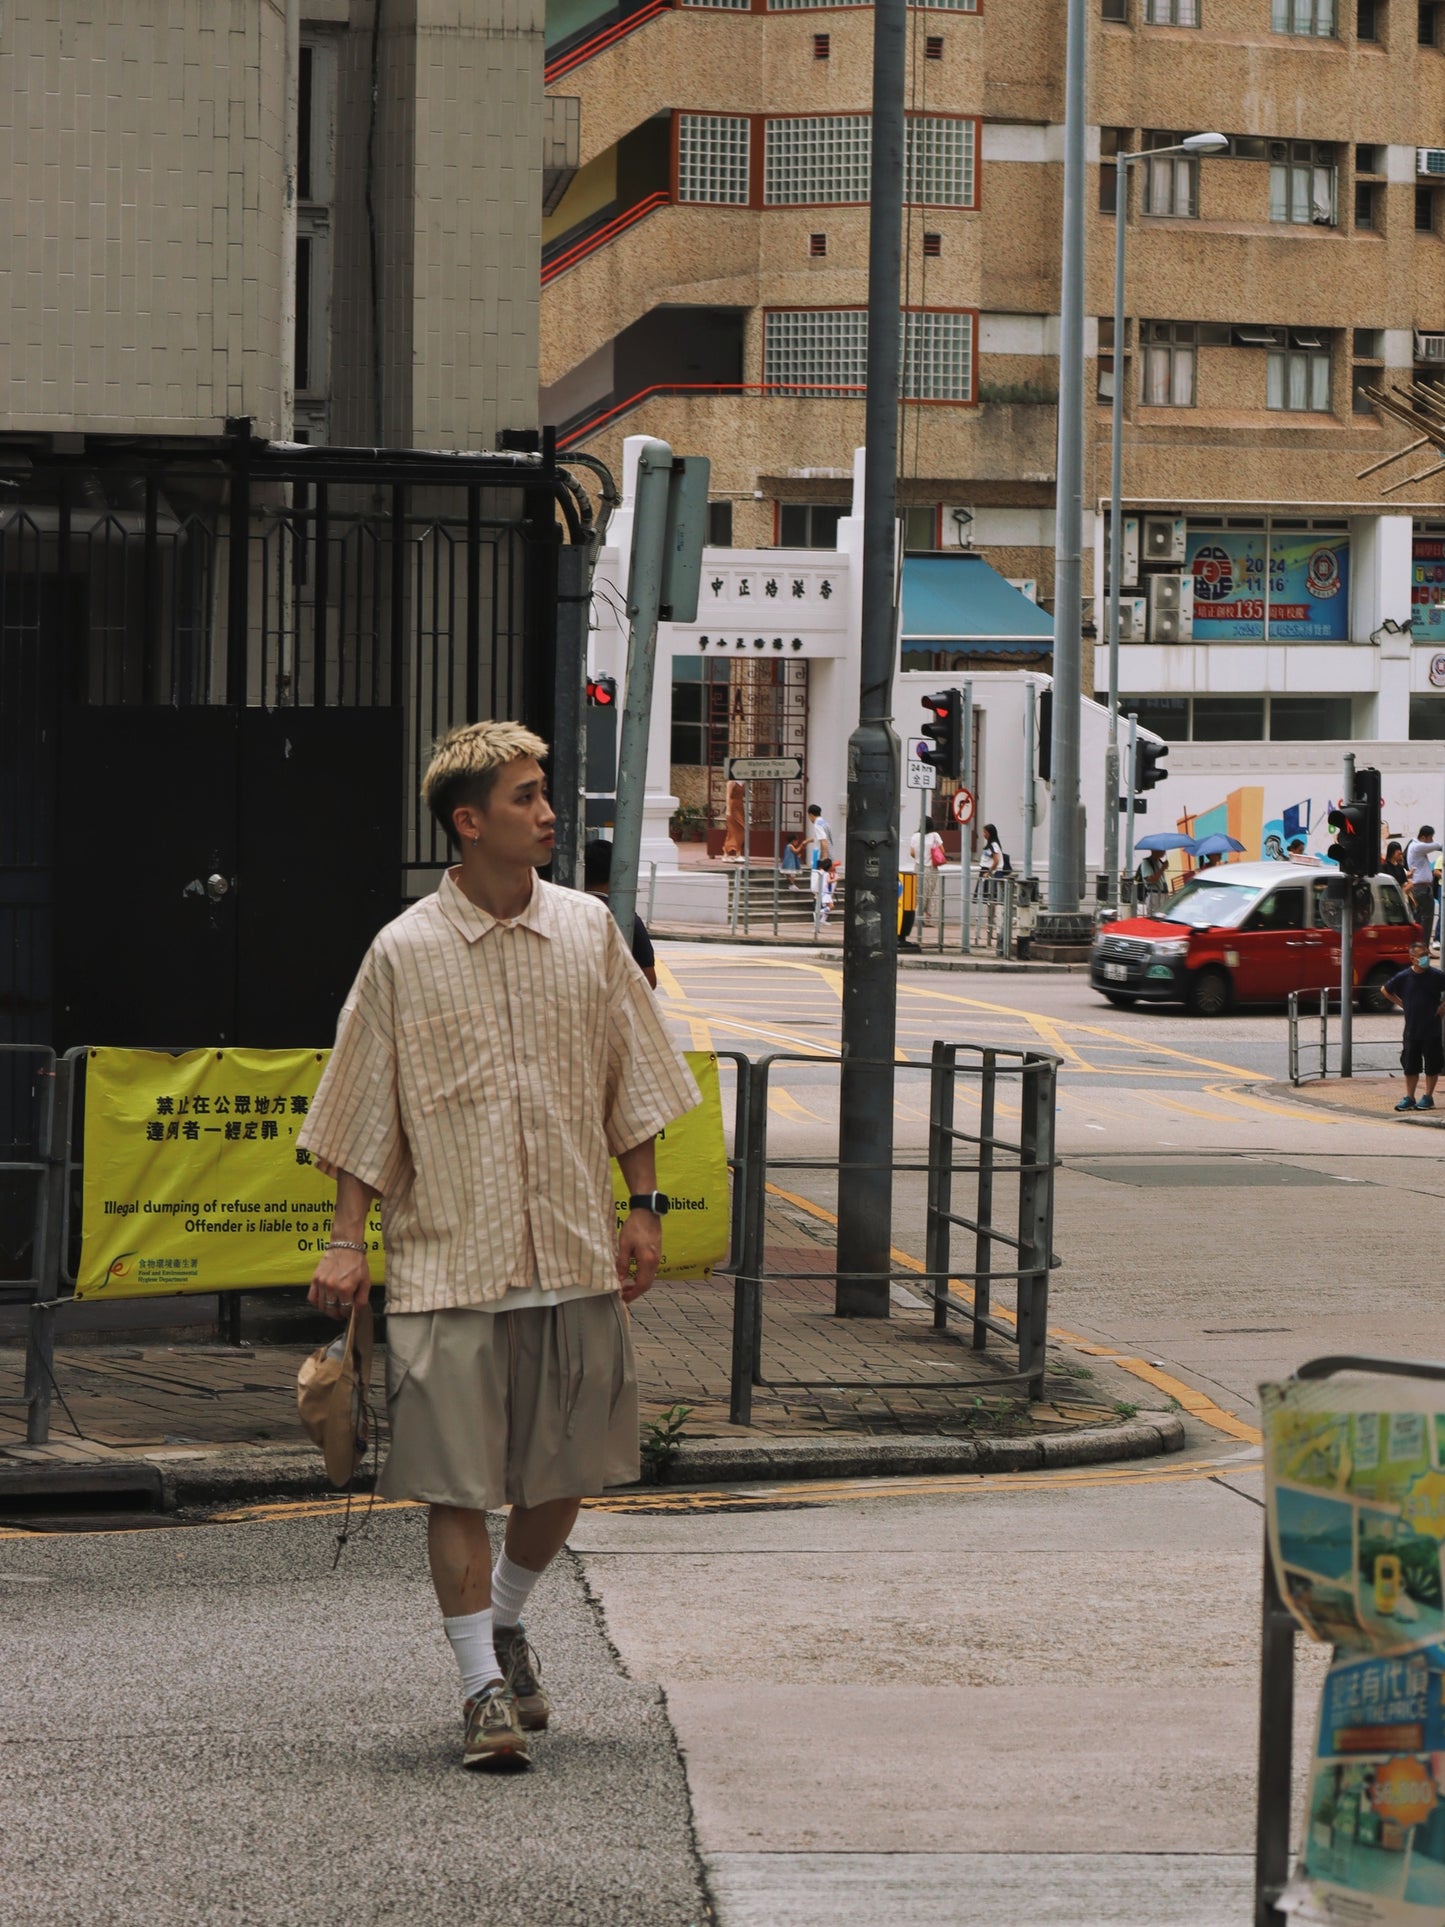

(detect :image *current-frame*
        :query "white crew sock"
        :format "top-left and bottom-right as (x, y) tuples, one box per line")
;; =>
(443, 1606), (501, 1700)
(491, 1550), (544, 1629)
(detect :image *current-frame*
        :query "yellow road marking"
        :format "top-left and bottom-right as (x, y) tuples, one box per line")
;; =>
(653, 958), (713, 1051)
(658, 1001), (836, 1058)
(1133, 1089), (1241, 1126)
(1200, 1083), (1343, 1126)
(768, 1088), (830, 1125)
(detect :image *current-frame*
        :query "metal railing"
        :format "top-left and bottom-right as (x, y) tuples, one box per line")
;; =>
(0, 1044), (69, 1444)
(723, 1044), (1060, 1423)
(1286, 988), (1401, 1085)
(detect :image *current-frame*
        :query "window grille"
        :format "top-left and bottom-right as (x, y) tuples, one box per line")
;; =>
(925, 34), (946, 56)
(1269, 143), (1336, 224)
(1144, 0), (1200, 21)
(1270, 0), (1336, 30)
(905, 117), (976, 206)
(765, 116), (871, 204)
(764, 309), (975, 401)
(678, 115), (752, 205)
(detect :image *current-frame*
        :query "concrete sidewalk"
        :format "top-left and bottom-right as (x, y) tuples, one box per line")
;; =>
(1261, 1069), (1445, 1126)
(0, 1198), (1177, 1498)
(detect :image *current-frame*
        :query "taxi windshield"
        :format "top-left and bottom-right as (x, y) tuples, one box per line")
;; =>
(1156, 876), (1262, 930)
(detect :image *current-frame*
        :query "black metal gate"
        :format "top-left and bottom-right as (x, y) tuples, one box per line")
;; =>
(1, 424), (571, 1052)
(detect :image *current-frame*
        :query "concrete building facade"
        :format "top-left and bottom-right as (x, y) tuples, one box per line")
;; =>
(546, 0), (1445, 861)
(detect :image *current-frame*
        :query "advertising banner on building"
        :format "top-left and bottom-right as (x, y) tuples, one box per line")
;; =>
(78, 1046), (728, 1298)
(1412, 538), (1445, 645)
(1263, 1372), (1445, 1921)
(1186, 530), (1350, 642)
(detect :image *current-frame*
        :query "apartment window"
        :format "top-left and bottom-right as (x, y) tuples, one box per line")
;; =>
(1421, 1), (1439, 43)
(1418, 185), (1439, 231)
(1140, 322), (1197, 406)
(1143, 139), (1198, 218)
(1271, 0), (1337, 30)
(1269, 143), (1336, 225)
(904, 505), (940, 548)
(1270, 696), (1353, 739)
(1358, 0), (1380, 33)
(779, 503), (846, 548)
(1102, 0), (1130, 17)
(1356, 145), (1384, 174)
(708, 501), (734, 547)
(1144, 0), (1199, 23)
(1267, 334), (1332, 410)
(1099, 128), (1131, 214)
(1354, 181), (1380, 227)
(764, 308), (975, 400)
(671, 662), (707, 767)
(677, 115), (751, 205)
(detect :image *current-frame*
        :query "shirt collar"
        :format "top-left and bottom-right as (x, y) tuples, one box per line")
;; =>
(437, 868), (554, 944)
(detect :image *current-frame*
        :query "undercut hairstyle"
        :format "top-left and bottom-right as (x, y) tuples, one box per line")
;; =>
(421, 720), (549, 848)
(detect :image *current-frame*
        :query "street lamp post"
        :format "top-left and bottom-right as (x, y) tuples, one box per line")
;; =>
(1102, 132), (1228, 908)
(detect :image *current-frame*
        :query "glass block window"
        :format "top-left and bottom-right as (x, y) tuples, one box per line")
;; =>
(903, 310), (974, 399)
(765, 310), (870, 389)
(917, 0), (980, 9)
(677, 115), (751, 205)
(684, 0), (752, 9)
(767, 0), (868, 9)
(764, 309), (975, 400)
(905, 117), (977, 207)
(765, 117), (872, 205)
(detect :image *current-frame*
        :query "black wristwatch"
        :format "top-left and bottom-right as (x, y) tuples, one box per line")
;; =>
(627, 1191), (670, 1216)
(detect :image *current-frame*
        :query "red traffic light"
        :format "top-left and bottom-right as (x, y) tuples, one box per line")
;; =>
(587, 675), (617, 707)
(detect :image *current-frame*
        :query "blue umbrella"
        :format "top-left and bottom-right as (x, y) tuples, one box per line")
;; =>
(1193, 833), (1246, 857)
(1135, 831), (1197, 854)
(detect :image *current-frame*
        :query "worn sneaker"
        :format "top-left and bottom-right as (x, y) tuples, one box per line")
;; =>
(495, 1623), (551, 1732)
(462, 1684), (530, 1771)
(1418, 1095), (1436, 1111)
(1396, 1097), (1418, 1112)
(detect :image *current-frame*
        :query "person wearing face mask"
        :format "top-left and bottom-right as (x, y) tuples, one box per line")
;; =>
(1382, 941), (1445, 1113)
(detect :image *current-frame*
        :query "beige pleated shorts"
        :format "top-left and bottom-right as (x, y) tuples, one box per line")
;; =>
(378, 1293), (640, 1511)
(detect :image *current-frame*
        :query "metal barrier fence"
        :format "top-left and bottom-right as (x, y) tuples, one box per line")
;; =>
(722, 1044), (1060, 1424)
(10, 1039), (1057, 1445)
(1286, 988), (1402, 1084)
(0, 1044), (69, 1445)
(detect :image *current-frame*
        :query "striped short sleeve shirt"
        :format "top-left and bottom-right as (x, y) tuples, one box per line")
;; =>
(298, 870), (700, 1314)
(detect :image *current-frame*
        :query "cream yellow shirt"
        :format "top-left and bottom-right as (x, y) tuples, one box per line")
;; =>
(298, 871), (700, 1315)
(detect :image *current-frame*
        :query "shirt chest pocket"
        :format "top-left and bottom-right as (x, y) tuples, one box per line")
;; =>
(396, 1012), (505, 1121)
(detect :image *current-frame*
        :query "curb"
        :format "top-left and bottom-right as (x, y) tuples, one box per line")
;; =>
(0, 1416), (1187, 1513)
(1257, 1077), (1445, 1129)
(652, 932), (1085, 974)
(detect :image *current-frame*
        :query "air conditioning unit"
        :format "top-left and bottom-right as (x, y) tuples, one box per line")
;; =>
(1105, 515), (1140, 590)
(1419, 148), (1445, 178)
(1148, 573), (1193, 642)
(1143, 515), (1186, 564)
(1117, 596), (1148, 642)
(1417, 331), (1445, 363)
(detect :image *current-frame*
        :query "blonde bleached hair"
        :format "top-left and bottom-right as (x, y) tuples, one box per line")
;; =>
(422, 720), (549, 848)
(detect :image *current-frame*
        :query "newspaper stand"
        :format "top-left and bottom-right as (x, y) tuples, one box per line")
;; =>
(1255, 1353), (1445, 1926)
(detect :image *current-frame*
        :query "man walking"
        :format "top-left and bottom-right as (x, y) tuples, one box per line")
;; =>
(1383, 940), (1445, 1113)
(1405, 826), (1440, 943)
(300, 721), (699, 1771)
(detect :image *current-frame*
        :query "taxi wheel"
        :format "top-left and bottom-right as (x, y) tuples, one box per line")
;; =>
(1186, 966), (1232, 1018)
(1103, 992), (1138, 1008)
(1361, 965), (1395, 1015)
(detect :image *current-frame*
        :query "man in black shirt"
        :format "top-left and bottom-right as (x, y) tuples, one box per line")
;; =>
(583, 838), (658, 988)
(1383, 942), (1445, 1112)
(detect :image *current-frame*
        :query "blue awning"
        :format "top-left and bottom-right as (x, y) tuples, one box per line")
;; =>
(900, 553), (1054, 654)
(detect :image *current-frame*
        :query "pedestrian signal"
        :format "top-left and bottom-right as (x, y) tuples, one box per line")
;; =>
(586, 675), (617, 707)
(919, 689), (964, 781)
(1134, 738), (1169, 793)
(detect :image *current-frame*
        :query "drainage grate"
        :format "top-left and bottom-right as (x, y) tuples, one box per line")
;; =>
(1070, 1160), (1362, 1189)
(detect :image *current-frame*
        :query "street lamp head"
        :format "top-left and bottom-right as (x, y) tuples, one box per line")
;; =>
(1182, 131), (1229, 154)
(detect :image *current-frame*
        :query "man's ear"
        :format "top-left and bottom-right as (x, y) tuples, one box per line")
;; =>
(453, 802), (484, 846)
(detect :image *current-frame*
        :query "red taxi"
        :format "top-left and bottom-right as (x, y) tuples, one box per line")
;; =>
(1089, 862), (1419, 1016)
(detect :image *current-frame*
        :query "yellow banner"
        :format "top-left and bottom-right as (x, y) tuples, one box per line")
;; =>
(77, 1046), (728, 1298)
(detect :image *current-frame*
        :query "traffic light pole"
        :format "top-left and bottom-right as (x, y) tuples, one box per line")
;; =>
(1340, 753), (1354, 1079)
(836, 0), (905, 1320)
(1123, 711), (1138, 903)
